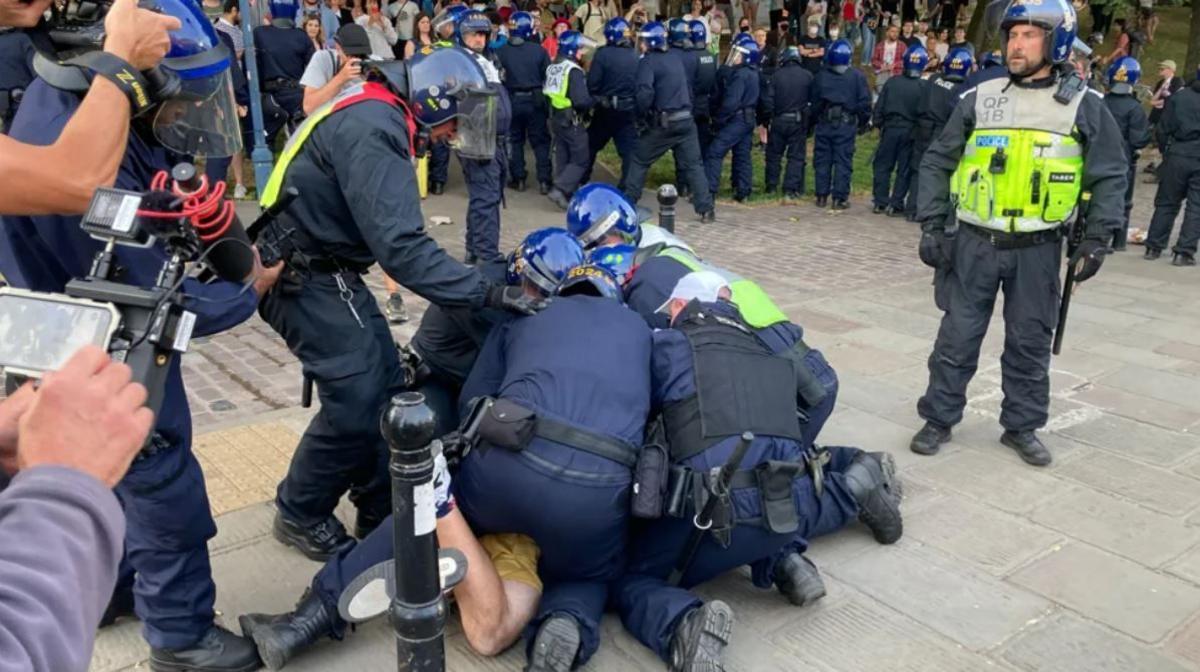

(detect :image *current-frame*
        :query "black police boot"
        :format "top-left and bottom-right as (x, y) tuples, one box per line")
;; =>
(507, 177), (527, 192)
(354, 507), (387, 540)
(465, 251), (478, 265)
(547, 188), (571, 210)
(1172, 252), (1197, 267)
(668, 600), (734, 672)
(526, 614), (581, 672)
(909, 421), (952, 455)
(699, 210), (716, 223)
(430, 181), (445, 195)
(149, 625), (260, 672)
(99, 585), (137, 628)
(539, 181), (552, 195)
(238, 589), (334, 671)
(1001, 430), (1052, 467)
(842, 451), (903, 545)
(872, 203), (886, 214)
(678, 184), (691, 198)
(773, 553), (827, 607)
(273, 512), (354, 562)
(733, 193), (748, 203)
(832, 199), (849, 211)
(783, 191), (802, 201)
(1144, 247), (1163, 260)
(886, 206), (906, 218)
(815, 195), (828, 208)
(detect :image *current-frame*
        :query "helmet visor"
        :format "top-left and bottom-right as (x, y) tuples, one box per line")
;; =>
(725, 45), (748, 67)
(152, 69), (243, 158)
(448, 85), (498, 159)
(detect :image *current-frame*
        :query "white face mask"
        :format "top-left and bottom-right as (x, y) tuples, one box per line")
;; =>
(828, 29), (839, 38)
(808, 26), (819, 36)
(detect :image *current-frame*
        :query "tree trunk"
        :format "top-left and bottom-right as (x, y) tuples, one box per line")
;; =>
(966, 0), (992, 54)
(1187, 1), (1200, 80)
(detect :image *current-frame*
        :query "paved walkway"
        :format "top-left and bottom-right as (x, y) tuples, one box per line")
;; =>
(90, 166), (1200, 671)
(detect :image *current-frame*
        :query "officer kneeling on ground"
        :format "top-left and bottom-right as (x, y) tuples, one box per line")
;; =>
(910, 0), (1126, 466)
(256, 47), (545, 562)
(610, 271), (904, 671)
(238, 230), (585, 670)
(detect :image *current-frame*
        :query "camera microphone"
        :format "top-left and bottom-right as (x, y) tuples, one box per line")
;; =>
(156, 163), (257, 283)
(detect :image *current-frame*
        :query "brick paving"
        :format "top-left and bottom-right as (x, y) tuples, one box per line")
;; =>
(91, 165), (1200, 671)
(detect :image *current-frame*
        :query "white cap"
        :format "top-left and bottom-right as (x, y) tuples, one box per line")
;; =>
(656, 270), (730, 313)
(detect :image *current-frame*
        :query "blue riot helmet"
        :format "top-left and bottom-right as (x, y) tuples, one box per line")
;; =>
(458, 10), (493, 50)
(639, 21), (668, 52)
(981, 49), (1003, 69)
(268, 0), (297, 24)
(604, 17), (632, 46)
(510, 11), (536, 40)
(588, 243), (638, 285)
(732, 31), (756, 49)
(998, 0), (1078, 67)
(943, 47), (974, 81)
(516, 228), (586, 294)
(725, 37), (761, 67)
(688, 20), (707, 51)
(558, 30), (597, 61)
(825, 39), (853, 73)
(432, 5), (471, 42)
(1107, 56), (1140, 94)
(556, 264), (624, 301)
(780, 46), (802, 65)
(903, 45), (929, 77)
(668, 18), (691, 49)
(364, 47), (500, 159)
(565, 183), (640, 247)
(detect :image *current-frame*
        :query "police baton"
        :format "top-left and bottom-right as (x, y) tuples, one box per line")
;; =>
(381, 392), (454, 672)
(1053, 193), (1090, 355)
(658, 185), (678, 234)
(668, 432), (754, 587)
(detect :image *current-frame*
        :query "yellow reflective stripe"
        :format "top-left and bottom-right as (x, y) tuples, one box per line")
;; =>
(655, 247), (788, 328)
(259, 101), (338, 209)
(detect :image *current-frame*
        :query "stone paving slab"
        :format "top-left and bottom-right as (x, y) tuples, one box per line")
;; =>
(88, 168), (1200, 671)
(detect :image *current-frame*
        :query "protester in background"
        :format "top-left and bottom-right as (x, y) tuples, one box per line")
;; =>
(301, 23), (372, 115)
(871, 23), (902, 92)
(331, 0), (356, 24)
(947, 24), (971, 55)
(389, 0), (421, 57)
(924, 29), (941, 69)
(543, 17), (570, 58)
(741, 0), (758, 30)
(404, 11), (434, 57)
(1145, 59), (1183, 173)
(804, 0), (827, 35)
(859, 0), (878, 65)
(797, 16), (826, 72)
(1103, 17), (1130, 64)
(356, 0), (398, 58)
(304, 15), (326, 51)
(574, 0), (611, 42)
(840, 0), (858, 43)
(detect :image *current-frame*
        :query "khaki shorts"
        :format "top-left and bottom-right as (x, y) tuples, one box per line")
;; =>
(479, 533), (543, 593)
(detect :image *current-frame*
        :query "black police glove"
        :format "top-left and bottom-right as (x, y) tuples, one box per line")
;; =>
(918, 227), (954, 270)
(1071, 238), (1109, 283)
(486, 284), (549, 316)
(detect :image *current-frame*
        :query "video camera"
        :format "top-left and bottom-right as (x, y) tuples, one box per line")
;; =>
(0, 163), (287, 421)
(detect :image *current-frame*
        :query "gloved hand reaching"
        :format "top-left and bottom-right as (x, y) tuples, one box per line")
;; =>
(1071, 238), (1109, 283)
(486, 284), (550, 316)
(918, 227), (954, 270)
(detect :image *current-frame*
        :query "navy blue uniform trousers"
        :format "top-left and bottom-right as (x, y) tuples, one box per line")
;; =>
(704, 116), (754, 198)
(551, 112), (590, 195)
(813, 122), (856, 201)
(508, 92), (553, 186)
(765, 117), (807, 194)
(872, 126), (914, 210)
(584, 107), (637, 191)
(458, 149), (503, 261)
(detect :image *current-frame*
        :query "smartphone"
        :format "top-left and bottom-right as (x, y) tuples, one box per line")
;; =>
(0, 287), (121, 378)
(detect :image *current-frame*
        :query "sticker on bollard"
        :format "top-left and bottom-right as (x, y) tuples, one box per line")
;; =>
(337, 548), (469, 624)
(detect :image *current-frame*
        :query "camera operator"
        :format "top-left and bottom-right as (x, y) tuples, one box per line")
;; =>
(0, 0), (180, 215)
(0, 346), (153, 672)
(0, 0), (281, 669)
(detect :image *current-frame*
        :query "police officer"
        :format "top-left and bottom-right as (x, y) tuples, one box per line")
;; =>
(959, 48), (1006, 93)
(236, 230), (584, 669)
(612, 272), (903, 671)
(497, 11), (553, 194)
(910, 0), (1127, 465)
(1144, 64), (1200, 266)
(764, 46), (813, 199)
(668, 18), (698, 195)
(255, 49), (544, 559)
(810, 39), (871, 210)
(457, 263), (651, 671)
(543, 30), (595, 209)
(906, 47), (972, 220)
(425, 5), (470, 195)
(689, 20), (718, 164)
(704, 38), (759, 202)
(623, 22), (716, 222)
(254, 0), (315, 142)
(1103, 57), (1151, 251)
(0, 27), (33, 133)
(583, 17), (639, 191)
(2, 2), (264, 668)
(458, 10), (512, 263)
(871, 45), (927, 217)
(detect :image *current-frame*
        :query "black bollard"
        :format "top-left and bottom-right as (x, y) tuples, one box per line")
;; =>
(657, 184), (678, 234)
(381, 392), (446, 672)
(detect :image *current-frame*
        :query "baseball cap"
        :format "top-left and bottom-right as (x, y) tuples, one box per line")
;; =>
(1159, 59), (1177, 71)
(335, 24), (373, 57)
(656, 270), (730, 313)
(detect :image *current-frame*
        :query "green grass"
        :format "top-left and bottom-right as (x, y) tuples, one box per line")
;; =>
(597, 131), (880, 203)
(1083, 5), (1191, 75)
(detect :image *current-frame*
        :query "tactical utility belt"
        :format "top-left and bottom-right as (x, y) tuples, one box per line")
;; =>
(774, 111), (803, 122)
(961, 222), (1063, 250)
(821, 106), (856, 125)
(263, 78), (302, 93)
(653, 109), (693, 127)
(471, 397), (639, 467)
